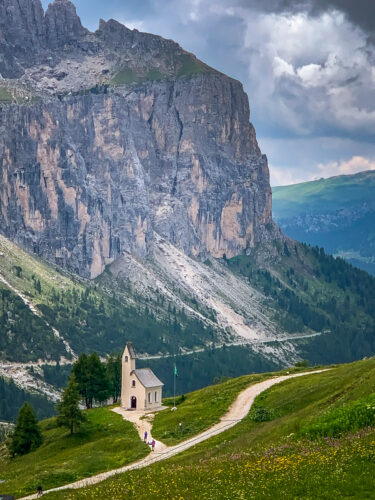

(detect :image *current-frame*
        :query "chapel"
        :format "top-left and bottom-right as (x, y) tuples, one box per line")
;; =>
(121, 342), (164, 410)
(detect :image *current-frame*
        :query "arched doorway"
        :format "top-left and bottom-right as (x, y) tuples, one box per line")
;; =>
(131, 396), (137, 409)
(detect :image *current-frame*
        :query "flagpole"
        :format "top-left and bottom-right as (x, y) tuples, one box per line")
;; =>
(172, 362), (177, 411)
(174, 365), (176, 408)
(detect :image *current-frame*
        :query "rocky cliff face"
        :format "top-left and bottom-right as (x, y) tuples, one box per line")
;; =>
(0, 0), (273, 278)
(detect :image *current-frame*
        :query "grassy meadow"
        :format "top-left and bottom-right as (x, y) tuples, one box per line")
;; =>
(0, 407), (149, 498)
(43, 358), (375, 499)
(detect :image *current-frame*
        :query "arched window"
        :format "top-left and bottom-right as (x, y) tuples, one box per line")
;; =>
(132, 380), (136, 387)
(125, 356), (128, 363)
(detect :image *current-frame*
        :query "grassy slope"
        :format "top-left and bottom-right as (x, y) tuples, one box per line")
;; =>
(46, 358), (375, 499)
(0, 234), (220, 361)
(0, 406), (149, 498)
(272, 170), (375, 218)
(228, 240), (375, 365)
(272, 170), (375, 274)
(152, 372), (271, 445)
(110, 53), (214, 85)
(0, 87), (13, 102)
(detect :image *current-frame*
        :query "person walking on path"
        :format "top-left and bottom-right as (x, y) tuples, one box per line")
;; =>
(144, 431), (147, 443)
(151, 439), (155, 451)
(36, 485), (43, 497)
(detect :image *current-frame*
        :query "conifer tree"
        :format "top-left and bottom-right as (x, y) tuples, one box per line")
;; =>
(107, 353), (121, 403)
(8, 402), (42, 457)
(72, 353), (90, 407)
(72, 352), (111, 408)
(87, 353), (110, 406)
(56, 374), (86, 434)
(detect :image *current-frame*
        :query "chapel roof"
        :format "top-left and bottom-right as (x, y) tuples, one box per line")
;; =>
(132, 368), (164, 388)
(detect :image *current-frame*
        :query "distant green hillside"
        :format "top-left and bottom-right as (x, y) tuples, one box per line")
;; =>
(272, 170), (375, 275)
(46, 357), (375, 500)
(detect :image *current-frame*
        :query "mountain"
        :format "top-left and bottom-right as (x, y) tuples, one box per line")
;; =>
(0, 0), (272, 279)
(0, 0), (375, 415)
(272, 170), (375, 275)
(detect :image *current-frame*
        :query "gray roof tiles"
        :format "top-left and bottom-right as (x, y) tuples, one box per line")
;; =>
(132, 368), (164, 388)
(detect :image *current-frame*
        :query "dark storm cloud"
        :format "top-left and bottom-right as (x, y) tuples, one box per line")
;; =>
(236, 0), (375, 35)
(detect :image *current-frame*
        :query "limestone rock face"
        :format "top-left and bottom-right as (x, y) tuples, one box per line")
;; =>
(0, 0), (273, 278)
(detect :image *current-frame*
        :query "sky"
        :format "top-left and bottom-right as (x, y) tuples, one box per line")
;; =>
(41, 0), (375, 186)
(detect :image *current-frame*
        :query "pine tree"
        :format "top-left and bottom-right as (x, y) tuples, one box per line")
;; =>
(107, 353), (121, 403)
(72, 353), (110, 408)
(56, 374), (86, 434)
(87, 353), (110, 406)
(72, 353), (90, 408)
(8, 402), (42, 457)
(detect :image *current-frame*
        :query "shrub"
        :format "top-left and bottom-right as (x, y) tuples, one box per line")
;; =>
(249, 405), (277, 422)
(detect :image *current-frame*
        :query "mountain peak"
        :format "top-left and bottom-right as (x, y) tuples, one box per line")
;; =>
(44, 0), (86, 49)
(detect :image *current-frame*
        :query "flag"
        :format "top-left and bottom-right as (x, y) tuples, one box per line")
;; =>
(174, 363), (178, 377)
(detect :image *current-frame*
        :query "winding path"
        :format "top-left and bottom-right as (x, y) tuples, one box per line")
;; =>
(21, 369), (328, 499)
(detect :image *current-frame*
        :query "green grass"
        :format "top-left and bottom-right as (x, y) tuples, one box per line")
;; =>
(110, 67), (165, 85)
(272, 170), (375, 219)
(110, 54), (214, 86)
(152, 372), (272, 445)
(301, 392), (375, 438)
(176, 54), (213, 77)
(44, 358), (375, 499)
(110, 68), (138, 85)
(0, 407), (149, 498)
(0, 87), (12, 103)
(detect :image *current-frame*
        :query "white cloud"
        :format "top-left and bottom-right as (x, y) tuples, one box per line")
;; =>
(318, 156), (375, 177)
(269, 165), (309, 186)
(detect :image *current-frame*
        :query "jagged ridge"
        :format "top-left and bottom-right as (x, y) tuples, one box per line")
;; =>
(0, 0), (273, 278)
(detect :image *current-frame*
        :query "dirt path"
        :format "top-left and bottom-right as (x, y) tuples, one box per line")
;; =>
(21, 369), (328, 499)
(112, 407), (168, 453)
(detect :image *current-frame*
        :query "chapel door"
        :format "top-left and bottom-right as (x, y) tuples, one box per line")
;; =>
(131, 396), (137, 409)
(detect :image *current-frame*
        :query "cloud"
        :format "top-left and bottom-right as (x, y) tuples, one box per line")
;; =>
(235, 0), (375, 35)
(317, 156), (375, 177)
(269, 165), (308, 186)
(39, 0), (375, 183)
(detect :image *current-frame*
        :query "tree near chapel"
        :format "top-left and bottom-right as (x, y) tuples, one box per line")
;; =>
(72, 353), (111, 408)
(56, 374), (86, 435)
(7, 402), (42, 457)
(106, 353), (122, 403)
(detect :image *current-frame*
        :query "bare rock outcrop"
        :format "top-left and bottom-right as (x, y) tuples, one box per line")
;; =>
(0, 0), (274, 278)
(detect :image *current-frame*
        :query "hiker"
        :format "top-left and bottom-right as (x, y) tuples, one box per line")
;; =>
(144, 430), (148, 442)
(179, 421), (183, 432)
(37, 485), (43, 497)
(151, 439), (155, 451)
